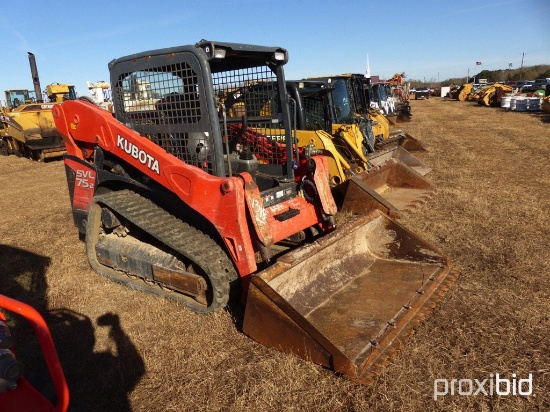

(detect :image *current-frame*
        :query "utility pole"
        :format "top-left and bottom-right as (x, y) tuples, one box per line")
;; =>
(519, 52), (525, 81)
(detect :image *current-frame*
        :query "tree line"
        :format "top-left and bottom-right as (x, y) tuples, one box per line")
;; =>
(407, 64), (550, 88)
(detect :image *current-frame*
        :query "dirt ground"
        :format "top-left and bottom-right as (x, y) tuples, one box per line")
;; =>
(1, 98), (549, 411)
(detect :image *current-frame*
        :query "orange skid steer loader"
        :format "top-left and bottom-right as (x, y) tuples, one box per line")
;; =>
(53, 40), (457, 383)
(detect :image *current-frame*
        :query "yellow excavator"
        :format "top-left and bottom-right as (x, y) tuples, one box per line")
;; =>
(0, 53), (75, 160)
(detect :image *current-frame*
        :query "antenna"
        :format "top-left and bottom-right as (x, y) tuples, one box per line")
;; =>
(365, 55), (371, 79)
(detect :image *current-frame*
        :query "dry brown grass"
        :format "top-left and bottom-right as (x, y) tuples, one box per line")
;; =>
(0, 98), (549, 411)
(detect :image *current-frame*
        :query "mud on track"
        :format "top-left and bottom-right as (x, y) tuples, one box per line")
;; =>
(0, 98), (548, 411)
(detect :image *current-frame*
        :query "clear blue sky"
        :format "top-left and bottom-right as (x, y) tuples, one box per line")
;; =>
(1, 0), (549, 99)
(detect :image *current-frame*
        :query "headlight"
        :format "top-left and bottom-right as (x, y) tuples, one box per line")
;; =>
(273, 51), (286, 61)
(213, 48), (227, 59)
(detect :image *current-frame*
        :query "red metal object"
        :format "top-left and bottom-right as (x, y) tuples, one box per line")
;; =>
(0, 294), (69, 412)
(309, 156), (337, 216)
(227, 124), (303, 166)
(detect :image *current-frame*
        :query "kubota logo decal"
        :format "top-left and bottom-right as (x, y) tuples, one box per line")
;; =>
(117, 135), (160, 175)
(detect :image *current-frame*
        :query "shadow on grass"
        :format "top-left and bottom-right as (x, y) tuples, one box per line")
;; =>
(528, 111), (550, 123)
(48, 309), (145, 412)
(0, 244), (145, 412)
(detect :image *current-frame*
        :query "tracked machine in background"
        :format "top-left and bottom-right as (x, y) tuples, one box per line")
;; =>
(386, 72), (412, 122)
(302, 74), (430, 175)
(223, 79), (433, 217)
(283, 80), (433, 217)
(86, 81), (113, 112)
(361, 75), (428, 161)
(368, 82), (397, 122)
(53, 40), (458, 383)
(0, 53), (75, 160)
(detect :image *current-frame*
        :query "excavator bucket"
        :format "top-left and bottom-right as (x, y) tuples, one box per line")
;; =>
(340, 158), (434, 218)
(243, 210), (459, 384)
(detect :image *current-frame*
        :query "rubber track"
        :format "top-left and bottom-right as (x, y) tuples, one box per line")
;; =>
(90, 190), (237, 314)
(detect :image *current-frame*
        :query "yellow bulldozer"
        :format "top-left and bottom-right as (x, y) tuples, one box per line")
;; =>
(0, 53), (76, 160)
